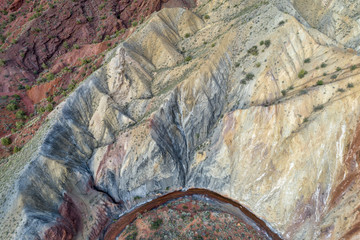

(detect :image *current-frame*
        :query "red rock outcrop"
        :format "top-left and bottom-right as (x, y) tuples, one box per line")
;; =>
(27, 78), (62, 104)
(44, 194), (81, 240)
(9, 0), (24, 12)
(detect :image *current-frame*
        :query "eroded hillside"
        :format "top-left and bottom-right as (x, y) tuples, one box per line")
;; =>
(0, 0), (195, 158)
(1, 0), (360, 239)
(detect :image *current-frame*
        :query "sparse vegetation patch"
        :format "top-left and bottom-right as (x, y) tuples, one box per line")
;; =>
(298, 69), (308, 78)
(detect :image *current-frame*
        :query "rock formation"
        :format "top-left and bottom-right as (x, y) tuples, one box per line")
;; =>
(0, 0), (195, 158)
(1, 0), (360, 239)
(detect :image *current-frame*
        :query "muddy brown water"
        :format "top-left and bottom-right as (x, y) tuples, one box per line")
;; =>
(103, 188), (282, 240)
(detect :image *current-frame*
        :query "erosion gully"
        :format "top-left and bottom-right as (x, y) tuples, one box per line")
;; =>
(102, 188), (282, 240)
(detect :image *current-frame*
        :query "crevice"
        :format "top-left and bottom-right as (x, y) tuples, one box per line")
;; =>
(91, 180), (122, 205)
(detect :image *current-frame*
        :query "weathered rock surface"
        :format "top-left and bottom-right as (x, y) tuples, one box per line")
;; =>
(1, 0), (360, 239)
(0, 0), (195, 154)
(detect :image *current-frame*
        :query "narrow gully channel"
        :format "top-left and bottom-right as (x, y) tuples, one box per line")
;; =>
(102, 188), (282, 240)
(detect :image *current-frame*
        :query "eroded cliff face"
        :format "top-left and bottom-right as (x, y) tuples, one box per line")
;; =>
(1, 0), (360, 239)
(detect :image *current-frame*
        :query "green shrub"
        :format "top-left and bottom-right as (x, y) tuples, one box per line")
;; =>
(336, 67), (342, 71)
(126, 231), (138, 240)
(281, 90), (286, 96)
(247, 46), (258, 56)
(278, 20), (285, 26)
(15, 110), (26, 119)
(298, 69), (308, 78)
(1, 137), (11, 146)
(63, 41), (69, 49)
(39, 106), (45, 113)
(9, 13), (16, 22)
(347, 83), (354, 88)
(0, 35), (6, 43)
(0, 59), (5, 66)
(150, 219), (163, 230)
(13, 94), (21, 100)
(316, 80), (324, 86)
(260, 40), (264, 46)
(204, 14), (210, 20)
(299, 89), (308, 95)
(185, 33), (190, 38)
(255, 62), (261, 68)
(246, 73), (254, 80)
(81, 58), (92, 65)
(211, 43), (215, 47)
(337, 88), (345, 92)
(13, 146), (21, 153)
(331, 74), (337, 79)
(73, 44), (80, 49)
(68, 83), (76, 91)
(304, 58), (311, 63)
(46, 103), (53, 112)
(6, 103), (18, 111)
(29, 11), (41, 20)
(320, 63), (327, 68)
(133, 196), (141, 200)
(16, 121), (24, 130)
(264, 40), (271, 47)
(132, 21), (138, 27)
(99, 3), (105, 10)
(185, 56), (192, 62)
(350, 65), (357, 71)
(235, 62), (240, 67)
(62, 66), (72, 73)
(241, 80), (247, 84)
(314, 105), (324, 111)
(46, 73), (55, 81)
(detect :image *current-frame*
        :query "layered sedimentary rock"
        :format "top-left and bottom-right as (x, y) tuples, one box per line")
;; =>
(1, 0), (360, 239)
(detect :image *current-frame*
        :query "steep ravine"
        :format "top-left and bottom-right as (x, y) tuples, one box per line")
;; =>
(1, 0), (360, 239)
